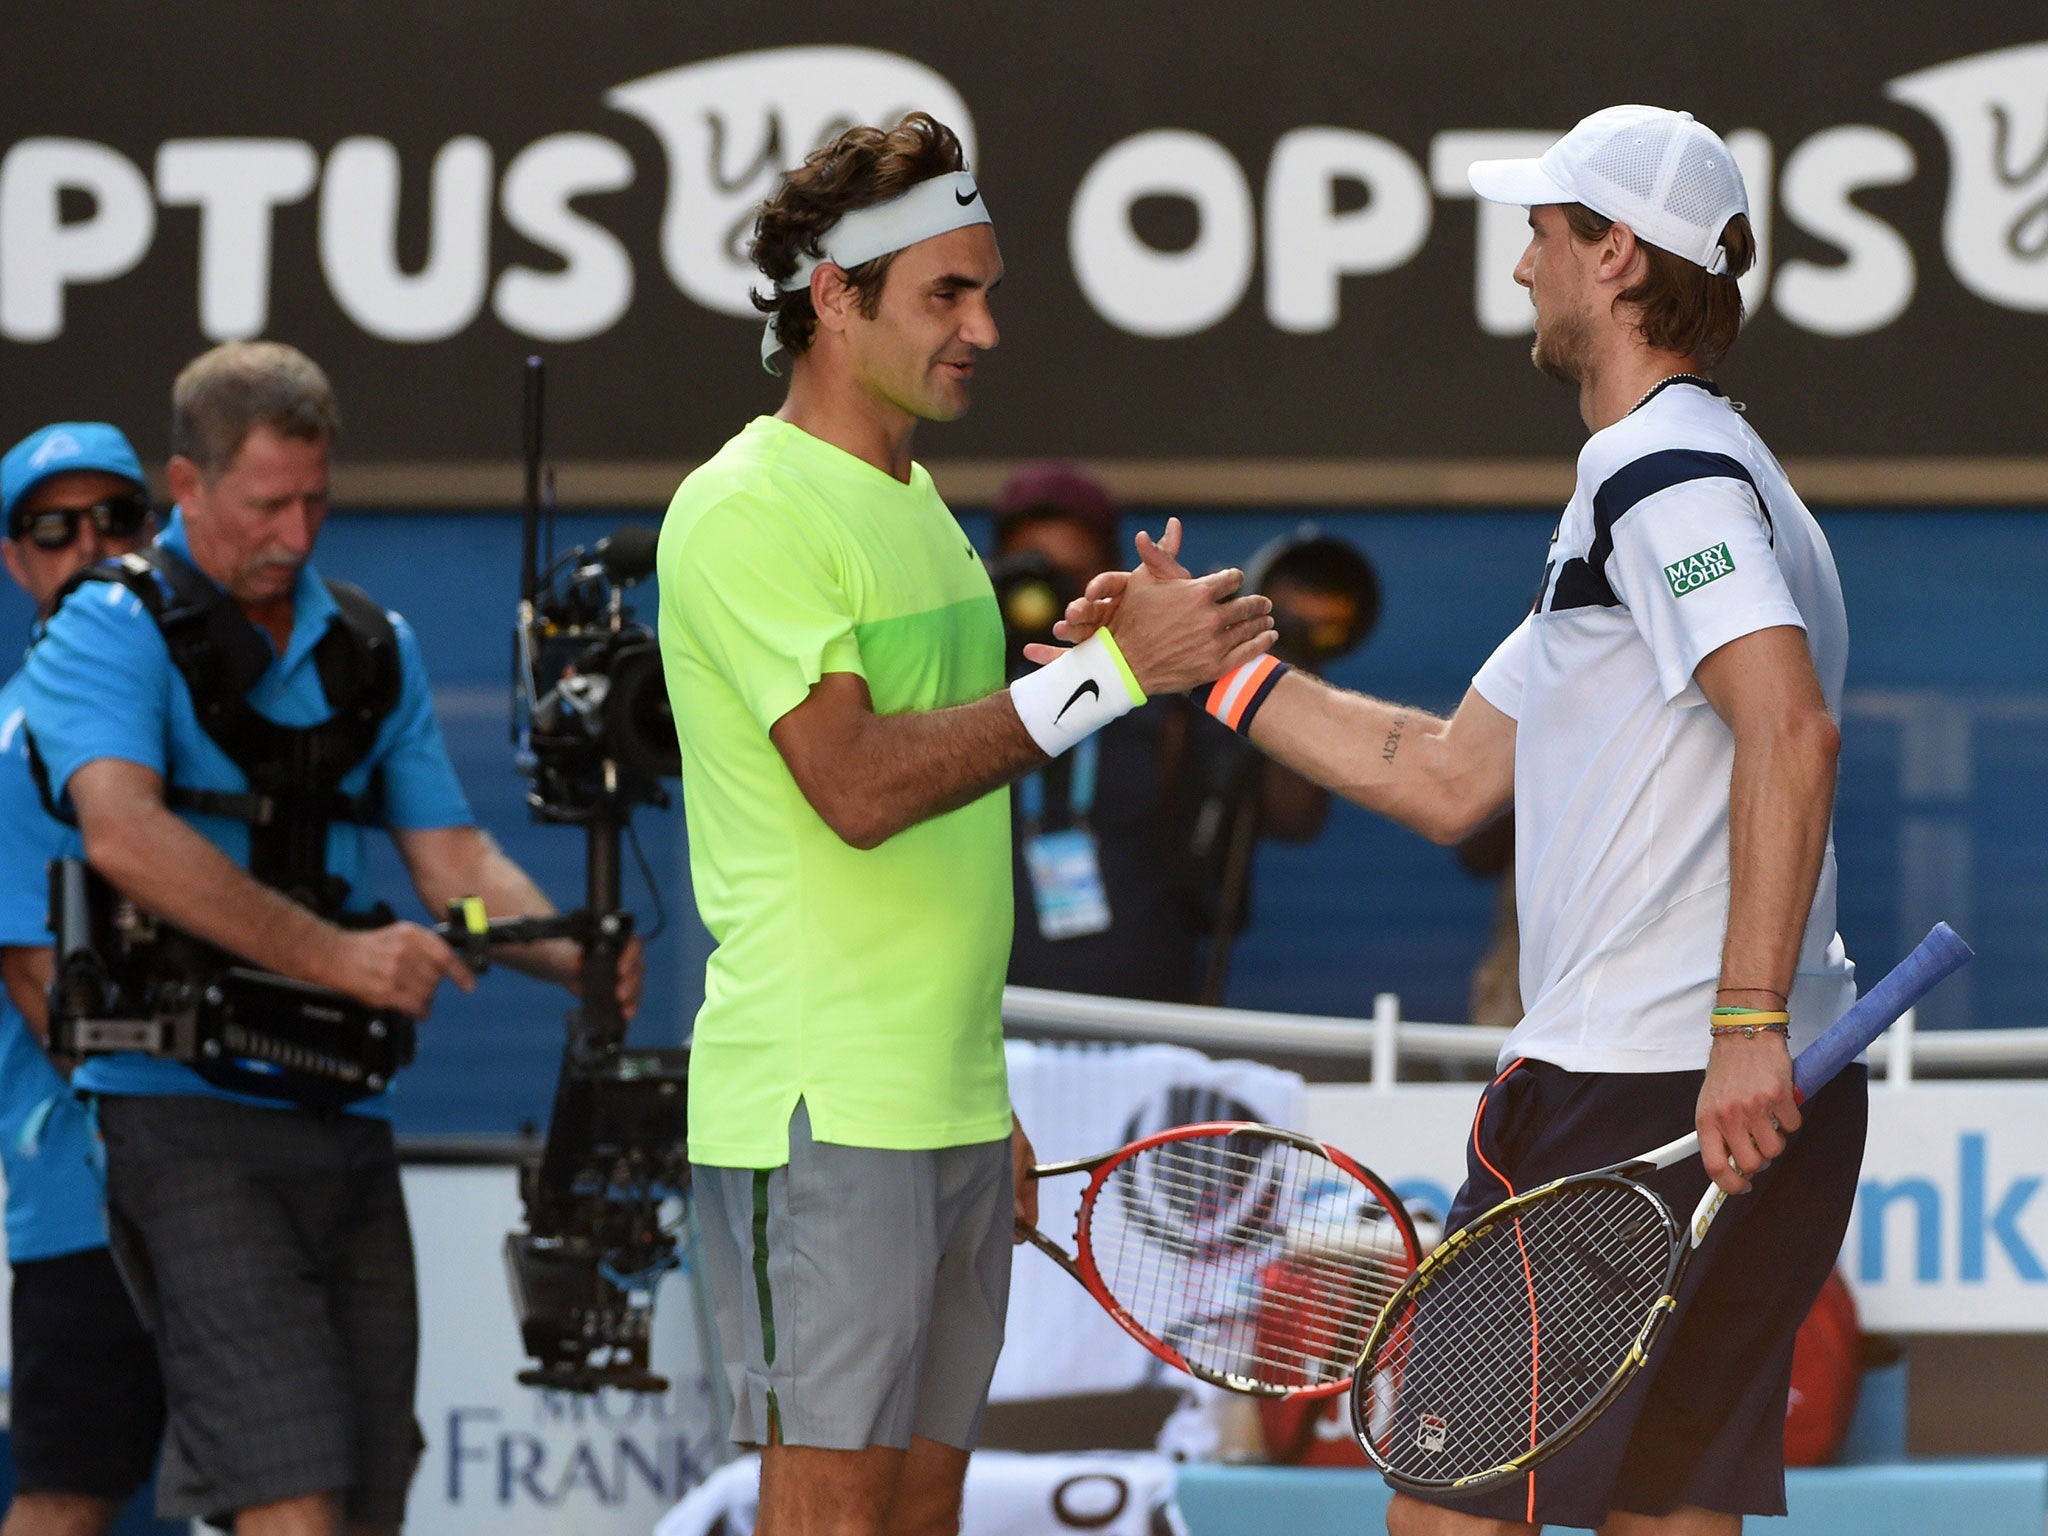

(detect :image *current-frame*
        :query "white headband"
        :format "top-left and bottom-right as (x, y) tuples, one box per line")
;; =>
(760, 171), (994, 375)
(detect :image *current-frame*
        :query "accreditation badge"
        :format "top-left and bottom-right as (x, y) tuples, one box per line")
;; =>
(1022, 828), (1113, 939)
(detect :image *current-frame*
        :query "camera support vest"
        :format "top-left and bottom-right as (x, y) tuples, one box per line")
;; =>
(31, 547), (402, 916)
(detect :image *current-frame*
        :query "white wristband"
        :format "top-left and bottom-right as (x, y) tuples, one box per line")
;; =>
(1009, 632), (1147, 757)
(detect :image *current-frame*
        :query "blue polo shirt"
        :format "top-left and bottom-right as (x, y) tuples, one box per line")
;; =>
(21, 513), (475, 1111)
(0, 669), (106, 1262)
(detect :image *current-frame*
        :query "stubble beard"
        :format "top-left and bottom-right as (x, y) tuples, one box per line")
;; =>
(1530, 300), (1594, 386)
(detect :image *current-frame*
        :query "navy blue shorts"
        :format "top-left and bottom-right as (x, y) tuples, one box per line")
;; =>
(1402, 1056), (1867, 1529)
(9, 1245), (165, 1500)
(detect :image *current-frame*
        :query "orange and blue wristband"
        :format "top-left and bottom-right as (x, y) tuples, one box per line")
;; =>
(1192, 656), (1290, 735)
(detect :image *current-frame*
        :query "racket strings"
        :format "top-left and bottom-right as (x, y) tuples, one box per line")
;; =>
(1361, 1179), (1673, 1480)
(1083, 1135), (1414, 1391)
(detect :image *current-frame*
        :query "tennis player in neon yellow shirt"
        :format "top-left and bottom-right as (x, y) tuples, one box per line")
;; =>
(657, 113), (1278, 1536)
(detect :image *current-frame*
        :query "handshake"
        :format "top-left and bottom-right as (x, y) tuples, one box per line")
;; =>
(1020, 516), (1278, 698)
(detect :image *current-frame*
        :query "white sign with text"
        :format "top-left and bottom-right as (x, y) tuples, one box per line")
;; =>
(1302, 1080), (2048, 1333)
(402, 1166), (727, 1536)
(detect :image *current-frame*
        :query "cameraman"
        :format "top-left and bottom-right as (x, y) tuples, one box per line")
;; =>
(992, 463), (1328, 1003)
(22, 341), (641, 1536)
(0, 423), (163, 1536)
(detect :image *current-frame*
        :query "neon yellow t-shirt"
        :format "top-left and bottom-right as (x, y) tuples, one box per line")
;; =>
(658, 416), (1013, 1167)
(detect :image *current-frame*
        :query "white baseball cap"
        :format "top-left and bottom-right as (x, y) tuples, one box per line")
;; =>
(1468, 105), (1749, 275)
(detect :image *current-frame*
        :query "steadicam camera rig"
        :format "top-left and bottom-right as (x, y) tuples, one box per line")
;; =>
(40, 358), (685, 1390)
(48, 861), (418, 1112)
(450, 356), (689, 1395)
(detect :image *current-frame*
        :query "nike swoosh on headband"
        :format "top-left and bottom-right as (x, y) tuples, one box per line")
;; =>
(761, 171), (994, 375)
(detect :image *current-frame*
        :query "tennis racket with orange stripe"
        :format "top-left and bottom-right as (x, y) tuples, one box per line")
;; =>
(1018, 1121), (1419, 1398)
(1349, 923), (1972, 1494)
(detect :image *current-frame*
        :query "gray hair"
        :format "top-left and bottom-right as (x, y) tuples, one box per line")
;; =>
(170, 340), (341, 479)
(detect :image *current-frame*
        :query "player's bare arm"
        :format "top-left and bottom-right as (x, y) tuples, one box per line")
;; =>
(1011, 1113), (1038, 1236)
(1239, 676), (1515, 847)
(772, 549), (1274, 849)
(1692, 623), (1842, 1194)
(1038, 530), (1513, 844)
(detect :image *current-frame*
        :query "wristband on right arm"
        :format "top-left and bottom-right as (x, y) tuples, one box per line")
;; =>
(1191, 656), (1290, 735)
(1010, 632), (1147, 757)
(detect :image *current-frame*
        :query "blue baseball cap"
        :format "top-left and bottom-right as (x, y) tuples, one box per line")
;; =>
(1, 422), (149, 535)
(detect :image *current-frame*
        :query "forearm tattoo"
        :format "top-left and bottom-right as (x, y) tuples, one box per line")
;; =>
(1381, 711), (1408, 766)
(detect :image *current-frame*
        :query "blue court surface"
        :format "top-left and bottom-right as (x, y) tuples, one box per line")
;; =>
(1174, 1459), (2048, 1536)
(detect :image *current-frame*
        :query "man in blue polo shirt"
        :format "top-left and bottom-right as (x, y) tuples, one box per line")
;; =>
(0, 422), (164, 1536)
(22, 341), (640, 1536)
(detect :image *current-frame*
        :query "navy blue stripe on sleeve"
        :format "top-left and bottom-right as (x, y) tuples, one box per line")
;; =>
(1548, 450), (1769, 613)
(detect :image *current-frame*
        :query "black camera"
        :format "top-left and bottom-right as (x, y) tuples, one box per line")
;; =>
(518, 527), (679, 818)
(1244, 525), (1381, 670)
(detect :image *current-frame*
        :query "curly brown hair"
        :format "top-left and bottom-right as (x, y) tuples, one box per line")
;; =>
(1562, 205), (1755, 370)
(751, 112), (968, 362)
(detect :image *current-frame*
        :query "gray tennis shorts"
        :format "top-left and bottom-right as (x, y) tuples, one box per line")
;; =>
(692, 1100), (1013, 1452)
(98, 1094), (423, 1527)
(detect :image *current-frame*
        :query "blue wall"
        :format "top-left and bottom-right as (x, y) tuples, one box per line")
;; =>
(5, 506), (2040, 1133)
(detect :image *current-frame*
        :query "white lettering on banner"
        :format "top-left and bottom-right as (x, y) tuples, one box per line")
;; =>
(320, 135), (494, 342)
(1726, 129), (1774, 316)
(156, 139), (320, 341)
(605, 46), (977, 320)
(0, 137), (155, 342)
(1263, 128), (1432, 333)
(1428, 130), (1558, 336)
(1774, 126), (1919, 337)
(2, 43), (2045, 349)
(1890, 41), (2048, 313)
(1304, 1082), (2048, 1334)
(494, 133), (637, 342)
(1068, 129), (1257, 338)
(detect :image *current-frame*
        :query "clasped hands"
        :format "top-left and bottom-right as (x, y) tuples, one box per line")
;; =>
(1021, 517), (1276, 695)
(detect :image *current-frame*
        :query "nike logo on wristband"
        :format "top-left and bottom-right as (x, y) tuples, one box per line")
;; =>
(955, 187), (981, 206)
(1055, 679), (1100, 722)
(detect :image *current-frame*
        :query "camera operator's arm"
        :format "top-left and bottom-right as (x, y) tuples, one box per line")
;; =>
(771, 554), (1273, 851)
(66, 758), (473, 1016)
(392, 824), (644, 1019)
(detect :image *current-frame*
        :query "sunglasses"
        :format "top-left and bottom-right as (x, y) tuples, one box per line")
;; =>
(11, 491), (152, 551)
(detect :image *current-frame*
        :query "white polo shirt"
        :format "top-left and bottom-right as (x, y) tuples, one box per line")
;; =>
(1473, 379), (1856, 1073)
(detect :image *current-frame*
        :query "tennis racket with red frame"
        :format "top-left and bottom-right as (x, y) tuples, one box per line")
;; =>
(1349, 923), (1972, 1495)
(1018, 1120), (1419, 1398)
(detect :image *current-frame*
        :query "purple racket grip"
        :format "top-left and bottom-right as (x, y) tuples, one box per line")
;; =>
(1791, 923), (1974, 1102)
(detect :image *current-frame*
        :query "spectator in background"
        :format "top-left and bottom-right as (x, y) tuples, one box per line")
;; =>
(991, 464), (1329, 1004)
(0, 423), (164, 1536)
